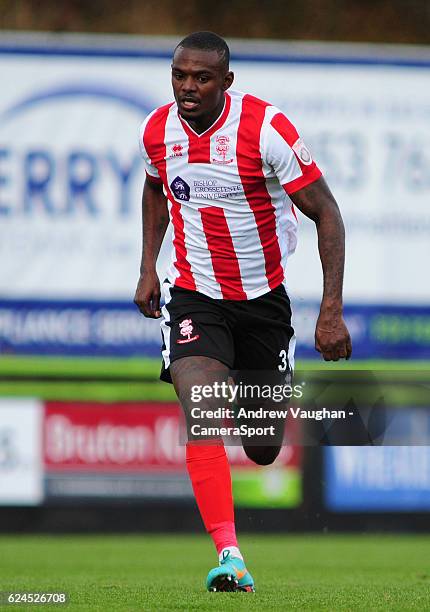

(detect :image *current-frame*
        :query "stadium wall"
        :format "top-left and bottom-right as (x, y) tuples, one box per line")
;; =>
(1, 396), (430, 531)
(1, 34), (430, 531)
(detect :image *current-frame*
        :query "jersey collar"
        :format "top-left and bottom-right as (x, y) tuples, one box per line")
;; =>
(178, 92), (231, 139)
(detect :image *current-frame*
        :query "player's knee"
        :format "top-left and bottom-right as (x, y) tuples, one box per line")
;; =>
(243, 445), (281, 466)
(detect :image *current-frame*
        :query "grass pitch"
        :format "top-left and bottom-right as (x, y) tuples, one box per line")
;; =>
(0, 534), (429, 610)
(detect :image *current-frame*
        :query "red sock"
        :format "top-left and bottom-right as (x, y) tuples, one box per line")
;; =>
(186, 441), (238, 554)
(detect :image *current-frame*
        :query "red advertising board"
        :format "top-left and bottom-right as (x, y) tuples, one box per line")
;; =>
(44, 402), (185, 472)
(44, 402), (301, 472)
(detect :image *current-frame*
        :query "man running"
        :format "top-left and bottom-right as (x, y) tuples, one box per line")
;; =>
(135, 31), (351, 592)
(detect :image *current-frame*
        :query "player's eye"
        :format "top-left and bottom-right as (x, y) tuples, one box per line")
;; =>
(198, 76), (210, 83)
(173, 72), (184, 80)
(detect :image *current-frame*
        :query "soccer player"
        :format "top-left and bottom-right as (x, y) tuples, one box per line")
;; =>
(135, 31), (352, 592)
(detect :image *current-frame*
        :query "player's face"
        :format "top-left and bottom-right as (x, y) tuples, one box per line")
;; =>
(171, 47), (234, 129)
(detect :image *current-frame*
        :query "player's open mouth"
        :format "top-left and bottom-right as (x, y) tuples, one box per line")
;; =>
(181, 99), (200, 110)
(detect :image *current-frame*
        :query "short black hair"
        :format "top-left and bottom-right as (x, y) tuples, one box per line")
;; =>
(174, 31), (230, 71)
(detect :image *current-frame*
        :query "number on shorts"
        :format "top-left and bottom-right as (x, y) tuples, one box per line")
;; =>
(278, 349), (288, 372)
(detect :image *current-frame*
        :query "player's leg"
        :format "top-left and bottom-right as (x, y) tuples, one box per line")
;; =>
(159, 281), (253, 591)
(170, 356), (254, 592)
(171, 355), (236, 557)
(231, 283), (295, 465)
(233, 369), (287, 465)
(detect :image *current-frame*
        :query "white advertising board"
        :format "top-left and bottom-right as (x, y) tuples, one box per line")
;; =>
(1, 40), (429, 304)
(0, 398), (43, 505)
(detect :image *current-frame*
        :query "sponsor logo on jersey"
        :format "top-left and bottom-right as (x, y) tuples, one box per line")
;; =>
(212, 135), (233, 165)
(171, 143), (183, 157)
(292, 137), (312, 165)
(170, 176), (190, 201)
(177, 318), (200, 344)
(193, 179), (242, 200)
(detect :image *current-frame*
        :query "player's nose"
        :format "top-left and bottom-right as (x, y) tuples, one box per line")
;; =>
(181, 76), (197, 92)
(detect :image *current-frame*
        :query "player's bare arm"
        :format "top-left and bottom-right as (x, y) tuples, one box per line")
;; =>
(134, 179), (169, 319)
(290, 176), (352, 362)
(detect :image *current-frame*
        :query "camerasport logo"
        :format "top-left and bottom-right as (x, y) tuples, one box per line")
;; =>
(212, 135), (233, 164)
(177, 318), (200, 344)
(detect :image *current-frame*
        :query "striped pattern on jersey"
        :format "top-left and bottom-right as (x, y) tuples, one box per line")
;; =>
(139, 90), (321, 300)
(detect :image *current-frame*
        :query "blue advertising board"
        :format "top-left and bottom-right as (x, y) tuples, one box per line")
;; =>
(0, 299), (161, 357)
(1, 299), (430, 358)
(325, 437), (430, 512)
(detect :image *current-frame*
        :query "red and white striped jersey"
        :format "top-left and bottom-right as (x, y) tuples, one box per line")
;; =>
(139, 89), (321, 300)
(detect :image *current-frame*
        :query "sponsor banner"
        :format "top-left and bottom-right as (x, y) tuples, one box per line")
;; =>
(1, 299), (430, 358)
(294, 302), (430, 359)
(44, 401), (191, 499)
(0, 41), (429, 307)
(0, 298), (161, 356)
(325, 440), (430, 511)
(0, 398), (43, 505)
(44, 401), (302, 506)
(44, 402), (184, 471)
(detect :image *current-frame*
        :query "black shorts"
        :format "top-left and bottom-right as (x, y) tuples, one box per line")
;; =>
(159, 280), (295, 384)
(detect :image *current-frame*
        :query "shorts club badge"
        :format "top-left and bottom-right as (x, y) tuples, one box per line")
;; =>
(177, 318), (200, 344)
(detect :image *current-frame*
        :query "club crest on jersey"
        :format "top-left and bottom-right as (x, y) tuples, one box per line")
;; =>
(292, 138), (313, 166)
(171, 143), (183, 157)
(170, 176), (190, 201)
(177, 318), (200, 344)
(212, 135), (233, 165)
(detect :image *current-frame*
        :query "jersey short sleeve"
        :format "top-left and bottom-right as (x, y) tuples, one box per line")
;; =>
(262, 109), (322, 195)
(138, 115), (162, 184)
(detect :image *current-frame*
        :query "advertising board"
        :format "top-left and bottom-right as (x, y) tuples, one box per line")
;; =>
(0, 398), (43, 505)
(325, 441), (430, 511)
(1, 38), (429, 360)
(44, 401), (302, 507)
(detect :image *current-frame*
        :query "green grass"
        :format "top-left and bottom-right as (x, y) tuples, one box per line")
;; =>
(1, 355), (430, 379)
(0, 380), (176, 402)
(0, 355), (429, 402)
(0, 355), (175, 401)
(0, 356), (162, 380)
(0, 534), (429, 610)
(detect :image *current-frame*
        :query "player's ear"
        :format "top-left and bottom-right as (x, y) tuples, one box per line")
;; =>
(223, 71), (234, 91)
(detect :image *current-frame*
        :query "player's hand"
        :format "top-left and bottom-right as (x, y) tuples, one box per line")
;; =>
(315, 310), (352, 361)
(134, 271), (161, 318)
